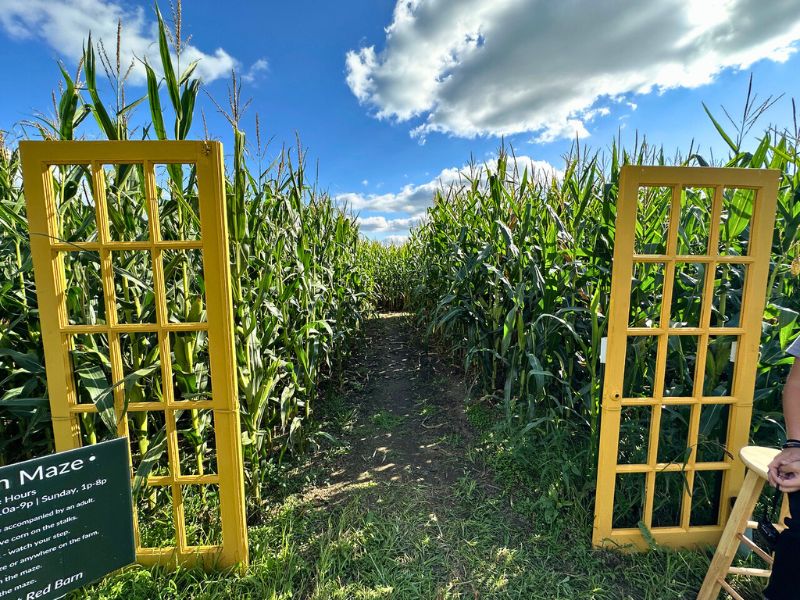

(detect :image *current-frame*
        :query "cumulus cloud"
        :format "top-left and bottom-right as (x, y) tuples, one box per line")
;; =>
(339, 154), (559, 239)
(345, 0), (800, 142)
(242, 58), (269, 83)
(338, 164), (465, 215)
(384, 235), (409, 245)
(341, 155), (558, 214)
(0, 0), (259, 84)
(357, 215), (422, 235)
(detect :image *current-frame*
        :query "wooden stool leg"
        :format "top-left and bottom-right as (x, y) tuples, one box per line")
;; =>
(697, 470), (766, 600)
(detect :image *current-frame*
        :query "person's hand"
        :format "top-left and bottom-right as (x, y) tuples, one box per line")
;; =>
(768, 447), (800, 489)
(774, 461), (800, 493)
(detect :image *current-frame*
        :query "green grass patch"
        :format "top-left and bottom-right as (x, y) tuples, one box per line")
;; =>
(370, 409), (406, 431)
(80, 400), (737, 599)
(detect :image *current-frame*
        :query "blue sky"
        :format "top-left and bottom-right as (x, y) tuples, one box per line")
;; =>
(1, 0), (799, 241)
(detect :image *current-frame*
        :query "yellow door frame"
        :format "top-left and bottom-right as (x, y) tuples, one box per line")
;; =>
(20, 140), (248, 569)
(593, 165), (780, 550)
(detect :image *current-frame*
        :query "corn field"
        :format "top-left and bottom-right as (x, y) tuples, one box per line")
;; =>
(1, 5), (799, 545)
(404, 123), (799, 523)
(0, 10), (371, 523)
(358, 240), (415, 311)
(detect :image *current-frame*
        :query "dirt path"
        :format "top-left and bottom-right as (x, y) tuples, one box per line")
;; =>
(305, 312), (484, 506)
(279, 314), (706, 599)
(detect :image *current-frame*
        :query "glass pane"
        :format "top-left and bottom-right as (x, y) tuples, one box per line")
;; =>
(51, 164), (96, 242)
(623, 336), (659, 398)
(112, 250), (156, 324)
(182, 485), (223, 546)
(170, 332), (212, 401)
(697, 404), (730, 463)
(719, 188), (754, 256)
(136, 485), (176, 549)
(652, 471), (685, 527)
(711, 264), (745, 328)
(658, 404), (691, 464)
(613, 474), (646, 529)
(676, 187), (713, 255)
(157, 164), (201, 241)
(618, 406), (651, 465)
(128, 410), (169, 478)
(703, 336), (737, 396)
(69, 333), (111, 406)
(690, 470), (723, 526)
(78, 412), (116, 445)
(664, 336), (698, 397)
(63, 250), (106, 324)
(629, 262), (664, 328)
(176, 409), (217, 476)
(670, 263), (705, 328)
(119, 332), (162, 403)
(635, 186), (671, 255)
(164, 249), (207, 322)
(104, 163), (149, 242)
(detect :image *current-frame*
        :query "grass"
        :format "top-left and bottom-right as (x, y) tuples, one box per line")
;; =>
(76, 314), (762, 600)
(370, 409), (406, 432)
(79, 406), (718, 600)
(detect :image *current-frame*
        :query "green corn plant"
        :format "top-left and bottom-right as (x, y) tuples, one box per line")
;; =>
(405, 110), (799, 521)
(1, 4), (372, 530)
(0, 142), (52, 461)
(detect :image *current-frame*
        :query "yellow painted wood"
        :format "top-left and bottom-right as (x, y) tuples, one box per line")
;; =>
(616, 461), (731, 473)
(195, 141), (249, 569)
(62, 322), (209, 334)
(19, 140), (248, 570)
(51, 240), (204, 251)
(597, 526), (725, 552)
(632, 254), (755, 264)
(593, 165), (781, 550)
(592, 165), (640, 544)
(627, 327), (745, 336)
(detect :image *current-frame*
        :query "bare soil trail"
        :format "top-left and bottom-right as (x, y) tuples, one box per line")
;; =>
(304, 311), (491, 506)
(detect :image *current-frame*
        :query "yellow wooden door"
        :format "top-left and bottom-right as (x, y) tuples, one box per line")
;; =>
(593, 165), (780, 550)
(21, 141), (248, 569)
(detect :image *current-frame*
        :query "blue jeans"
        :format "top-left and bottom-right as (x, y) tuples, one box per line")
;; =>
(764, 492), (800, 600)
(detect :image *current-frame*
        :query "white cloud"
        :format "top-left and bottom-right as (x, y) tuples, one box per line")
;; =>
(357, 215), (422, 234)
(340, 155), (559, 214)
(242, 58), (269, 83)
(0, 0), (258, 84)
(340, 154), (560, 239)
(346, 0), (800, 142)
(384, 235), (409, 245)
(338, 164), (466, 215)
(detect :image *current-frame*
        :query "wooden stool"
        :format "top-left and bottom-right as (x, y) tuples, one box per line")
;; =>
(697, 446), (782, 600)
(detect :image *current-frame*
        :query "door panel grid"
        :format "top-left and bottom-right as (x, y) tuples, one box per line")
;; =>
(21, 141), (248, 569)
(593, 165), (780, 550)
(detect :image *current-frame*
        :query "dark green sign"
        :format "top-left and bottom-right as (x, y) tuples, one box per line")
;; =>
(0, 438), (135, 600)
